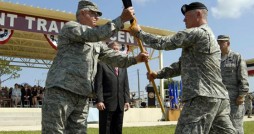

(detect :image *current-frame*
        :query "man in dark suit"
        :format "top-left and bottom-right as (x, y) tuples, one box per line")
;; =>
(94, 41), (130, 134)
(21, 84), (32, 107)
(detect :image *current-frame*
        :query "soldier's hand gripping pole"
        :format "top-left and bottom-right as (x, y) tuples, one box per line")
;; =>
(122, 0), (166, 120)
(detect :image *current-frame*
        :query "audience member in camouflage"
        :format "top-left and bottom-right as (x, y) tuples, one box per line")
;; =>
(218, 35), (249, 134)
(130, 2), (236, 134)
(245, 92), (253, 118)
(42, 0), (148, 134)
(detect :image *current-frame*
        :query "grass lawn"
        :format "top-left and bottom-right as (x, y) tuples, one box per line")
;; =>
(0, 121), (254, 134)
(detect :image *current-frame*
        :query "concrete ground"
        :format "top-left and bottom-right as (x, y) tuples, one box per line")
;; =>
(0, 116), (253, 131)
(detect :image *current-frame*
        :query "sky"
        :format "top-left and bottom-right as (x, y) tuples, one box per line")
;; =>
(1, 0), (254, 94)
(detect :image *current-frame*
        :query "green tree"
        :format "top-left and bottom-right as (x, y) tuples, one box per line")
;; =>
(0, 59), (22, 87)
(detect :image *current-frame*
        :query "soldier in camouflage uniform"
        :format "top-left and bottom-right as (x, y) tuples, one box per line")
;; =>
(130, 2), (236, 134)
(245, 92), (253, 118)
(42, 0), (148, 134)
(217, 35), (249, 134)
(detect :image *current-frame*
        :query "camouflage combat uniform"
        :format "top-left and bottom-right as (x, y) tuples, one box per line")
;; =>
(245, 93), (253, 118)
(221, 50), (249, 134)
(42, 17), (137, 134)
(136, 24), (236, 134)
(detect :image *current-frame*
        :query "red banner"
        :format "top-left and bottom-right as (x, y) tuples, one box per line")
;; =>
(0, 10), (65, 35)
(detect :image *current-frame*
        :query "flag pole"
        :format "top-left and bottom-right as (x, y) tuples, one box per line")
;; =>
(121, 0), (166, 119)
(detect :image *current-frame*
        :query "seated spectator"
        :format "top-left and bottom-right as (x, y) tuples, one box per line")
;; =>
(8, 87), (12, 99)
(31, 85), (38, 107)
(21, 84), (32, 107)
(11, 83), (21, 107)
(0, 87), (11, 107)
(37, 86), (44, 105)
(0, 87), (8, 98)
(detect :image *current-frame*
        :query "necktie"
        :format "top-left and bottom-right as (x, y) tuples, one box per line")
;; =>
(115, 67), (119, 76)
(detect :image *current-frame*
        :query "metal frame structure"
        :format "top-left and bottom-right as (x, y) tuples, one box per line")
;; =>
(0, 1), (175, 70)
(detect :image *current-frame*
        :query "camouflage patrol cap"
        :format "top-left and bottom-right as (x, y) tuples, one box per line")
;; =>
(181, 2), (208, 15)
(77, 0), (102, 16)
(217, 35), (230, 41)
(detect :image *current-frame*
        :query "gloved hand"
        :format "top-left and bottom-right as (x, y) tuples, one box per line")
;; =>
(236, 96), (244, 105)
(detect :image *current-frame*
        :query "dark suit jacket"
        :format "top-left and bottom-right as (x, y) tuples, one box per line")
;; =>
(21, 88), (31, 99)
(94, 62), (130, 111)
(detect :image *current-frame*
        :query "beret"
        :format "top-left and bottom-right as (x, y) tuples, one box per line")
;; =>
(181, 2), (208, 15)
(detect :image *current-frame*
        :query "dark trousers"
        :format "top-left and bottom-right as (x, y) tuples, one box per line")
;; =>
(21, 97), (32, 107)
(99, 105), (124, 134)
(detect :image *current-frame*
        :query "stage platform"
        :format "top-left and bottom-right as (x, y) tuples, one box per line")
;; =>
(0, 107), (166, 131)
